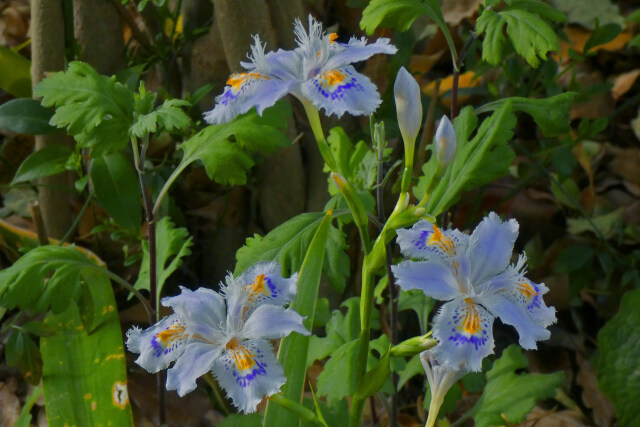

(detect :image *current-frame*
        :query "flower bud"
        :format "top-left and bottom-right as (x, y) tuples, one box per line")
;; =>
(434, 115), (456, 167)
(394, 67), (423, 149)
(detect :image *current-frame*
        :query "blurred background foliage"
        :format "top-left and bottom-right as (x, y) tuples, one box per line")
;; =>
(0, 0), (639, 425)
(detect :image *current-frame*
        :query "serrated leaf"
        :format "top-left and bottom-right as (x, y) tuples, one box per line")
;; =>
(475, 93), (577, 137)
(12, 145), (73, 184)
(469, 345), (564, 427)
(549, 0), (623, 30)
(416, 103), (517, 216)
(597, 289), (640, 427)
(235, 212), (349, 293)
(360, 0), (456, 62)
(130, 98), (191, 138)
(477, 0), (563, 67)
(34, 61), (134, 156)
(178, 103), (291, 186)
(90, 152), (142, 233)
(0, 98), (55, 134)
(134, 216), (192, 306)
(317, 339), (360, 405)
(0, 245), (110, 326)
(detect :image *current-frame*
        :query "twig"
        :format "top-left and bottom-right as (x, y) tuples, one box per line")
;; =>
(29, 200), (49, 245)
(450, 33), (476, 120)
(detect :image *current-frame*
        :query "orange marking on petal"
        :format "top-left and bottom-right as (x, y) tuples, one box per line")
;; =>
(227, 73), (248, 90)
(460, 299), (482, 335)
(427, 225), (456, 255)
(323, 70), (346, 86)
(518, 282), (538, 299)
(329, 33), (338, 43)
(226, 338), (256, 371)
(155, 324), (185, 345)
(247, 274), (268, 299)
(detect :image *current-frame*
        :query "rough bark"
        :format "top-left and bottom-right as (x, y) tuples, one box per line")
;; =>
(267, 0), (306, 48)
(30, 0), (73, 239)
(73, 0), (125, 75)
(212, 0), (277, 71)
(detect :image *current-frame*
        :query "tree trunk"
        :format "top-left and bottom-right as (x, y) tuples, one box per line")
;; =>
(30, 0), (73, 239)
(267, 0), (306, 48)
(73, 0), (124, 75)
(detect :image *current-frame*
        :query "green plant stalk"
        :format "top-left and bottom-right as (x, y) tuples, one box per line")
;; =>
(301, 100), (338, 172)
(425, 393), (445, 427)
(349, 192), (409, 427)
(331, 173), (372, 253)
(268, 394), (327, 426)
(152, 159), (190, 217)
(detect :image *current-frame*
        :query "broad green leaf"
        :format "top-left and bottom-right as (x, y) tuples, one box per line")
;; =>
(89, 152), (142, 233)
(6, 330), (42, 384)
(416, 103), (517, 216)
(477, 0), (565, 68)
(34, 61), (135, 156)
(134, 216), (193, 306)
(177, 103), (291, 185)
(355, 346), (391, 399)
(317, 339), (360, 405)
(553, 245), (595, 274)
(235, 212), (349, 292)
(219, 414), (263, 427)
(597, 289), (640, 427)
(0, 98), (55, 134)
(469, 345), (564, 427)
(263, 211), (332, 427)
(584, 23), (622, 53)
(40, 271), (133, 426)
(360, 0), (456, 62)
(0, 45), (31, 97)
(397, 354), (422, 389)
(12, 145), (73, 184)
(475, 93), (577, 137)
(398, 289), (435, 333)
(567, 209), (623, 239)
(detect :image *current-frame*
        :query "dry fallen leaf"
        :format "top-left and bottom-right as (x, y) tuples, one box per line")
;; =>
(558, 26), (632, 61)
(576, 353), (616, 427)
(610, 69), (640, 100)
(422, 71), (479, 107)
(410, 51), (445, 74)
(441, 0), (483, 26)
(522, 406), (589, 427)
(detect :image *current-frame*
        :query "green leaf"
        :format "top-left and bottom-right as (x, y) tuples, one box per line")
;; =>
(355, 346), (391, 399)
(477, 0), (564, 67)
(178, 103), (291, 186)
(0, 45), (31, 97)
(553, 245), (595, 274)
(15, 386), (42, 427)
(130, 91), (191, 138)
(584, 23), (622, 53)
(134, 216), (193, 306)
(597, 289), (640, 427)
(398, 354), (423, 389)
(5, 331), (42, 385)
(219, 414), (263, 427)
(263, 211), (332, 427)
(40, 271), (133, 426)
(317, 339), (360, 405)
(0, 98), (55, 134)
(416, 103), (517, 216)
(0, 245), (115, 331)
(398, 289), (435, 333)
(12, 145), (73, 184)
(34, 61), (135, 156)
(89, 152), (142, 233)
(475, 93), (577, 137)
(235, 212), (349, 293)
(469, 345), (564, 427)
(360, 0), (456, 63)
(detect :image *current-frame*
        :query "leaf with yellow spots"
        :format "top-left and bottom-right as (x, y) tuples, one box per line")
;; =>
(40, 270), (133, 426)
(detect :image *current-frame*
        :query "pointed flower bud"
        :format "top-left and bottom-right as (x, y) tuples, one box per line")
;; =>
(434, 115), (456, 167)
(394, 67), (423, 152)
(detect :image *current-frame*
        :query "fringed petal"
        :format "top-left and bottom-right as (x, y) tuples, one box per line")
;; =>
(392, 259), (461, 301)
(324, 37), (397, 70)
(396, 220), (469, 262)
(126, 315), (187, 373)
(212, 338), (285, 413)
(240, 305), (309, 340)
(203, 73), (295, 125)
(162, 286), (226, 329)
(432, 298), (495, 372)
(301, 66), (381, 117)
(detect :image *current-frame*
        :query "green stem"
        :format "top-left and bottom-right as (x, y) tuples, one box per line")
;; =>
(301, 100), (338, 172)
(152, 160), (189, 218)
(268, 394), (327, 426)
(425, 394), (445, 427)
